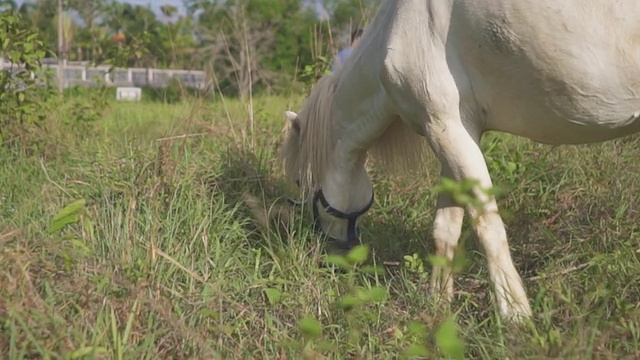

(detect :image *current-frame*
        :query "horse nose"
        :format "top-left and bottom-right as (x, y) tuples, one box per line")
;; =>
(316, 226), (360, 250)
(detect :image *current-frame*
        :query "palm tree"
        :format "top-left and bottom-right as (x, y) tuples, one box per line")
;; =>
(56, 11), (75, 61)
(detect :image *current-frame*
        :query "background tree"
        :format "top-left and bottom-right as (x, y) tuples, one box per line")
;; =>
(57, 11), (75, 62)
(157, 4), (197, 69)
(186, 0), (322, 95)
(22, 0), (58, 50)
(0, 0), (17, 11)
(1, 0), (381, 96)
(68, 0), (105, 61)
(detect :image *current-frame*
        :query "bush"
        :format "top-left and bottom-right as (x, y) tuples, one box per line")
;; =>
(0, 10), (55, 145)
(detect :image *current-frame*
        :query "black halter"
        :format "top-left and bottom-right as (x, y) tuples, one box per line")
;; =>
(311, 188), (374, 250)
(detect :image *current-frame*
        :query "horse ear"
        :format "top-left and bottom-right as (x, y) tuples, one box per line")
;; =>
(284, 111), (300, 133)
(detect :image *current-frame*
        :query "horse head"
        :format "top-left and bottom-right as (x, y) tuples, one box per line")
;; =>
(280, 108), (374, 250)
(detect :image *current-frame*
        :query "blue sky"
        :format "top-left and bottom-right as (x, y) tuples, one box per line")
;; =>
(117, 0), (326, 19)
(120, 0), (187, 15)
(13, 0), (188, 17)
(13, 0), (326, 21)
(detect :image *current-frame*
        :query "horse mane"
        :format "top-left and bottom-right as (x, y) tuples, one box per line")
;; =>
(281, 70), (433, 196)
(368, 116), (434, 176)
(281, 74), (339, 193)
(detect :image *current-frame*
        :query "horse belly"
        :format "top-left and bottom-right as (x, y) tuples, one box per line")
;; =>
(475, 63), (640, 144)
(453, 0), (640, 144)
(478, 64), (640, 143)
(485, 95), (640, 145)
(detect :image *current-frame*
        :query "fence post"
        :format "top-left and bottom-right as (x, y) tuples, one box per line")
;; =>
(146, 68), (152, 87)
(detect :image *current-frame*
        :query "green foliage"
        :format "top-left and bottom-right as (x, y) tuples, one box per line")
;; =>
(324, 0), (381, 28)
(299, 55), (332, 91)
(156, 77), (188, 104)
(435, 317), (465, 360)
(482, 135), (527, 185)
(48, 198), (93, 273)
(296, 245), (391, 355)
(299, 245), (469, 358)
(298, 316), (322, 341)
(0, 0), (18, 12)
(403, 252), (428, 279)
(0, 10), (54, 142)
(109, 299), (140, 360)
(140, 78), (213, 104)
(73, 1), (194, 69)
(49, 199), (86, 234)
(1, 0), (386, 98)
(68, 86), (110, 125)
(398, 316), (466, 359)
(434, 177), (502, 213)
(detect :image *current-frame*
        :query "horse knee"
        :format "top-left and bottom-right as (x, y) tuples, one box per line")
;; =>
(473, 211), (510, 258)
(432, 205), (464, 258)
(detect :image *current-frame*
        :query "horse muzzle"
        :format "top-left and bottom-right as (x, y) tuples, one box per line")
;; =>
(311, 188), (374, 250)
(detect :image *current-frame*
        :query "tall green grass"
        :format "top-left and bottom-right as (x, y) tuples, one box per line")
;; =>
(1, 91), (639, 359)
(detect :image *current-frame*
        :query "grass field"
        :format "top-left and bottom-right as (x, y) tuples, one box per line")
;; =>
(1, 91), (639, 359)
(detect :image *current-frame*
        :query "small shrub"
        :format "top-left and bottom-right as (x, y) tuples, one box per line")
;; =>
(299, 55), (332, 92)
(68, 86), (110, 126)
(0, 10), (55, 145)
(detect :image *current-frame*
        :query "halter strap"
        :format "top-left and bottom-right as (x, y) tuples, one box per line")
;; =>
(312, 188), (374, 249)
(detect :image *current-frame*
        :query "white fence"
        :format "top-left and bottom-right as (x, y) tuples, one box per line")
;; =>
(0, 58), (208, 89)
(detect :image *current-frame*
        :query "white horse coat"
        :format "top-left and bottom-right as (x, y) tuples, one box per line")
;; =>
(281, 0), (640, 320)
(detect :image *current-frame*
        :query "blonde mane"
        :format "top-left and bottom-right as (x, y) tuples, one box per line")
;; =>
(281, 74), (339, 192)
(280, 68), (432, 195)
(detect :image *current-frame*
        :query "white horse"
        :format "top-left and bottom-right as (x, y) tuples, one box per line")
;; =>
(280, 0), (640, 321)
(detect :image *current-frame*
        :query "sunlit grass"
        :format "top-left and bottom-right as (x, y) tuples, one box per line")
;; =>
(1, 92), (639, 359)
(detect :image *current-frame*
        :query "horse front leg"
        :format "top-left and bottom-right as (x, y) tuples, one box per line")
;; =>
(380, 41), (531, 320)
(426, 119), (532, 321)
(430, 164), (464, 304)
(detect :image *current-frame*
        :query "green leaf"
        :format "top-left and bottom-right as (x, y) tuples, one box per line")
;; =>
(451, 247), (469, 273)
(338, 294), (360, 311)
(324, 254), (350, 269)
(364, 286), (388, 303)
(198, 309), (220, 321)
(346, 245), (369, 264)
(49, 199), (86, 234)
(407, 321), (427, 337)
(66, 346), (108, 359)
(427, 254), (449, 268)
(122, 299), (139, 346)
(360, 265), (384, 275)
(402, 343), (430, 358)
(435, 317), (465, 360)
(50, 214), (79, 234)
(69, 239), (91, 256)
(298, 316), (322, 340)
(264, 288), (282, 305)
